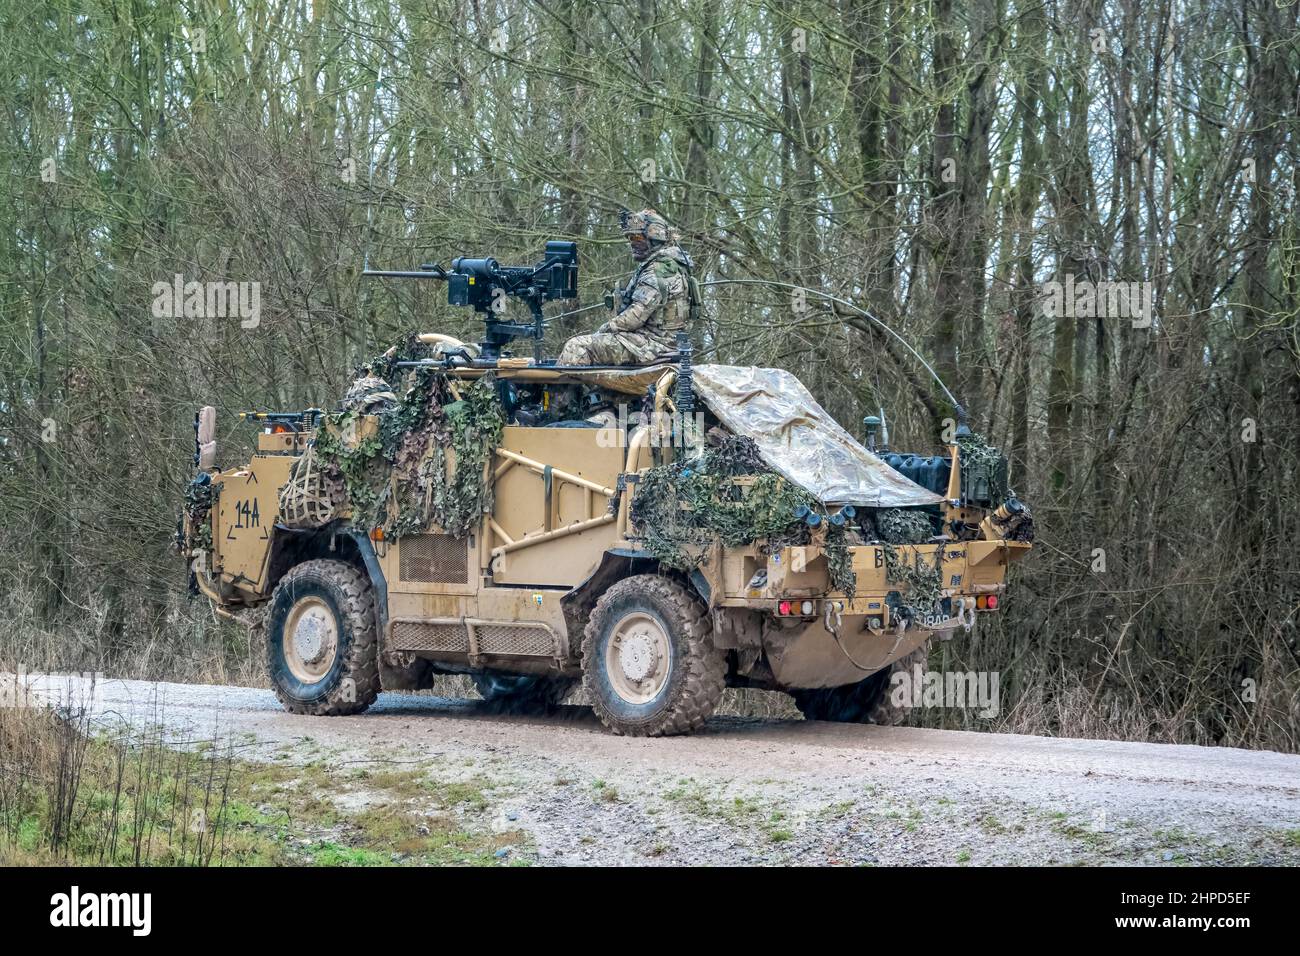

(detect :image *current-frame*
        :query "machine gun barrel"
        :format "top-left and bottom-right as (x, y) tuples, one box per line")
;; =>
(361, 263), (447, 280)
(239, 409), (323, 431)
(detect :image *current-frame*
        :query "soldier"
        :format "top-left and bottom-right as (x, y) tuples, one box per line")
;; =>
(558, 208), (696, 365)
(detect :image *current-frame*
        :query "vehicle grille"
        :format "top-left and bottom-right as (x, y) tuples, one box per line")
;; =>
(389, 620), (469, 653)
(399, 533), (467, 584)
(476, 624), (556, 657)
(388, 620), (558, 658)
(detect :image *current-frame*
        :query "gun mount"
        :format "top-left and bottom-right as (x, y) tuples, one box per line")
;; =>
(363, 240), (579, 362)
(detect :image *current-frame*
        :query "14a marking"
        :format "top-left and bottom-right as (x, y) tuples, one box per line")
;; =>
(235, 498), (260, 529)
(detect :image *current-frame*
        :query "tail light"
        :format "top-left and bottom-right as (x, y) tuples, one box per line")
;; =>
(776, 600), (816, 617)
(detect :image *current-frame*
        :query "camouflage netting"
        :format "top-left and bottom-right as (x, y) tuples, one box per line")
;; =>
(361, 332), (434, 383)
(873, 508), (935, 545)
(882, 544), (943, 620)
(870, 508), (942, 620)
(954, 429), (1011, 504)
(283, 358), (504, 540)
(183, 475), (216, 551)
(823, 522), (856, 601)
(278, 442), (342, 529)
(629, 433), (858, 597)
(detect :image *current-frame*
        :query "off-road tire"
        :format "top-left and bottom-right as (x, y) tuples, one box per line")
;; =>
(793, 640), (931, 725)
(582, 575), (726, 737)
(266, 559), (380, 716)
(471, 673), (577, 713)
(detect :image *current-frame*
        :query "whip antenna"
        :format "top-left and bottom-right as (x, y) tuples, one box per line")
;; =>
(697, 278), (966, 421)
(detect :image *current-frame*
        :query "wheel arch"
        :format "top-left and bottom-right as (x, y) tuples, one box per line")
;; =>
(560, 548), (708, 660)
(265, 557), (381, 715)
(265, 523), (389, 630)
(580, 572), (725, 736)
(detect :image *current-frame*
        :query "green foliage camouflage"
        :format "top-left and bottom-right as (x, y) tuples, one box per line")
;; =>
(362, 334), (432, 384)
(823, 522), (856, 601)
(871, 507), (941, 618)
(629, 434), (857, 596)
(313, 367), (503, 539)
(430, 380), (506, 538)
(881, 543), (944, 619)
(874, 508), (935, 545)
(954, 430), (1010, 505)
(183, 478), (216, 551)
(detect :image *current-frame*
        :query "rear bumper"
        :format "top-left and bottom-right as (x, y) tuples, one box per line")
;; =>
(721, 539), (1028, 617)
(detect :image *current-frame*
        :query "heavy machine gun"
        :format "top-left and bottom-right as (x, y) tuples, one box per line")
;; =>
(363, 240), (579, 362)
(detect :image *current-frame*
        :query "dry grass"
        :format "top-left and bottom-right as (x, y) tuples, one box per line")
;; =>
(0, 687), (237, 865)
(1, 582), (264, 689)
(906, 622), (1300, 752)
(0, 675), (521, 866)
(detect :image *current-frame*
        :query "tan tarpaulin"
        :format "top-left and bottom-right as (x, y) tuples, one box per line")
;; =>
(691, 364), (942, 507)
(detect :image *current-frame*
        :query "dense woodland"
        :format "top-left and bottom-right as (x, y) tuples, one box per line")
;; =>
(2, 0), (1297, 748)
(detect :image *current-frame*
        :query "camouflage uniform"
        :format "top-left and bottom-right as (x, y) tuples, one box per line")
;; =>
(559, 209), (694, 366)
(341, 375), (396, 414)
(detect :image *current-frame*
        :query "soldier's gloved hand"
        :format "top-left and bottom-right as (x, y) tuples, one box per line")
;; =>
(595, 322), (611, 334)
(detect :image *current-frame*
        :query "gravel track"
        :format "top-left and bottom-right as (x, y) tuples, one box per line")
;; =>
(23, 676), (1300, 866)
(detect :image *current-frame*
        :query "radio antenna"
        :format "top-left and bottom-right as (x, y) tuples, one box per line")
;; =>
(361, 66), (384, 275)
(356, 66), (387, 365)
(696, 278), (966, 422)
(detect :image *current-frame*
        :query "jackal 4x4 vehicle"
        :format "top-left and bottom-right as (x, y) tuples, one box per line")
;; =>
(178, 337), (1032, 736)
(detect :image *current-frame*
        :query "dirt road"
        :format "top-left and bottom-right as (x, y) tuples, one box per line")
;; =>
(41, 677), (1300, 865)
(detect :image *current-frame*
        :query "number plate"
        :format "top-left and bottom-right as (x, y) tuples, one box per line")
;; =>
(917, 598), (957, 631)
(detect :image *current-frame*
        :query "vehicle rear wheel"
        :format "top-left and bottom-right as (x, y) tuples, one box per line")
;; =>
(581, 575), (726, 736)
(793, 640), (930, 725)
(471, 673), (576, 712)
(266, 559), (380, 716)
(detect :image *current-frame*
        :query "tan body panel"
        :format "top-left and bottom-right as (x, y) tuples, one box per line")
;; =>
(371, 427), (1026, 686)
(211, 454), (296, 595)
(486, 426), (625, 587)
(765, 618), (931, 689)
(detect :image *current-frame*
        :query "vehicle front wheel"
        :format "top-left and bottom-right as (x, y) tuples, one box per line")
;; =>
(581, 575), (726, 736)
(266, 559), (380, 716)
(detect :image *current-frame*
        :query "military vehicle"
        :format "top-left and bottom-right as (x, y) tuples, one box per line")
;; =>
(177, 246), (1032, 736)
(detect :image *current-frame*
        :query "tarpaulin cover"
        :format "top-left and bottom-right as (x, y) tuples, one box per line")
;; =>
(691, 364), (942, 507)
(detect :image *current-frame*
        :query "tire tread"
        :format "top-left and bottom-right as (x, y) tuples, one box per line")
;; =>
(582, 574), (725, 737)
(267, 559), (380, 716)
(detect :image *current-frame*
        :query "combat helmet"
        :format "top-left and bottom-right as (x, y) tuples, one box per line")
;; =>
(619, 207), (675, 244)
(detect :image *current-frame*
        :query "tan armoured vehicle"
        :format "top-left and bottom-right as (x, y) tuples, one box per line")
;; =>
(179, 237), (1031, 735)
(178, 333), (1032, 736)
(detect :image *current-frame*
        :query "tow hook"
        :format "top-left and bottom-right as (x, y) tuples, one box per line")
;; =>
(956, 597), (976, 632)
(824, 599), (844, 636)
